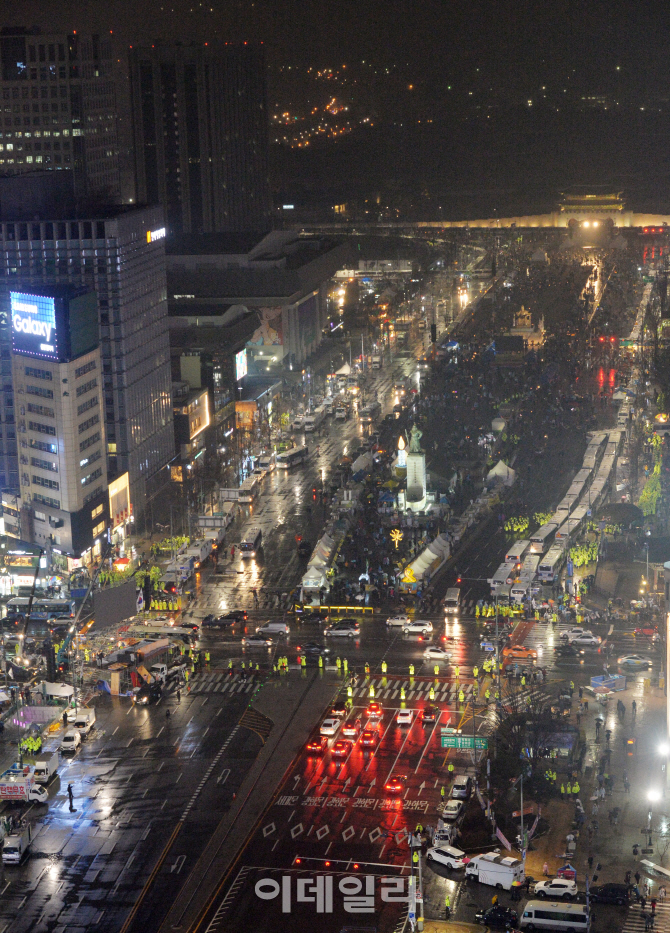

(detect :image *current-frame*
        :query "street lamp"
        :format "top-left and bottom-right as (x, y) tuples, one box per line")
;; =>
(647, 788), (661, 847)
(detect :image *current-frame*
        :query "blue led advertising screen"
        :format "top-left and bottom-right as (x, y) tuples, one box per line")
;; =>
(11, 291), (58, 360)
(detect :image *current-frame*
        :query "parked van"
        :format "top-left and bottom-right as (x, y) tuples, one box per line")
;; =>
(465, 852), (525, 890)
(73, 708), (96, 737)
(450, 775), (472, 799)
(519, 901), (589, 931)
(256, 621), (289, 636)
(443, 588), (461, 615)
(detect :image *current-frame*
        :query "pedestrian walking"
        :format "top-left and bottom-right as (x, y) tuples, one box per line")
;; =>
(445, 894), (451, 918)
(543, 862), (549, 877)
(177, 688), (181, 703)
(67, 783), (74, 810)
(651, 898), (657, 915)
(635, 871), (641, 887)
(632, 699), (637, 718)
(659, 886), (666, 903)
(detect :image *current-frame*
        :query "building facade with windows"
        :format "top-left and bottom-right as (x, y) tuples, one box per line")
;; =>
(10, 284), (109, 558)
(129, 42), (271, 234)
(0, 27), (120, 202)
(0, 199), (175, 509)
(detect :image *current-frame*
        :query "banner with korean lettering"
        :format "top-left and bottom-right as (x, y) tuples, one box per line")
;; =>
(496, 826), (512, 851)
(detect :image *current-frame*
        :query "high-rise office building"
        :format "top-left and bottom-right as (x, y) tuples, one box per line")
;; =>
(0, 27), (120, 202)
(129, 43), (272, 235)
(10, 285), (110, 558)
(0, 193), (174, 509)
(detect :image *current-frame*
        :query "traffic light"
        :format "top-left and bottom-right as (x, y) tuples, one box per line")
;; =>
(313, 487), (317, 500)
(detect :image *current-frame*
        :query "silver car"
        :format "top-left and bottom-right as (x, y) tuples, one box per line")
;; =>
(402, 620), (433, 635)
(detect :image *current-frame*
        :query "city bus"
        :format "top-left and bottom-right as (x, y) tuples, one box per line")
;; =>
(537, 546), (566, 584)
(358, 401), (381, 424)
(237, 475), (260, 504)
(488, 562), (516, 594)
(528, 523), (559, 554)
(304, 407), (327, 433)
(504, 541), (530, 567)
(239, 528), (263, 557)
(276, 446), (309, 469)
(5, 597), (76, 623)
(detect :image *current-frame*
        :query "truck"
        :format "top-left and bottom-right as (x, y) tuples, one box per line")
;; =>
(465, 852), (525, 890)
(3, 823), (35, 864)
(371, 350), (383, 370)
(33, 752), (59, 784)
(0, 768), (48, 805)
(150, 661), (187, 685)
(73, 708), (96, 737)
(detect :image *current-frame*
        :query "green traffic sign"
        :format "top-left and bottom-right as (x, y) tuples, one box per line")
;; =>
(441, 735), (489, 750)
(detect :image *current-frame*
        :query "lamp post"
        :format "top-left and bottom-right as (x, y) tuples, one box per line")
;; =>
(659, 744), (669, 796)
(647, 788), (661, 848)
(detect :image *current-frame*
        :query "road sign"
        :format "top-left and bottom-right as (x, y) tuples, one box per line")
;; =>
(441, 735), (488, 750)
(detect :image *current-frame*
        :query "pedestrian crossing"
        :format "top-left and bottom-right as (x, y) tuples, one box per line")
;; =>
(622, 901), (670, 933)
(347, 676), (553, 706)
(188, 672), (256, 696)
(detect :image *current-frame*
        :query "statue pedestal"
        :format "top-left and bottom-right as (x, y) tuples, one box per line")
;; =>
(405, 450), (426, 512)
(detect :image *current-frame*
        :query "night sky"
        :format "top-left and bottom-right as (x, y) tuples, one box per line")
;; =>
(7, 1), (670, 217)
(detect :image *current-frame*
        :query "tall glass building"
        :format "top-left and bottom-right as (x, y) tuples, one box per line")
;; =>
(0, 202), (174, 509)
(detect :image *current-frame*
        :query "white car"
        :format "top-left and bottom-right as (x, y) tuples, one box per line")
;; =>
(324, 621), (360, 638)
(402, 620), (433, 635)
(241, 634), (272, 648)
(617, 654), (652, 669)
(60, 729), (82, 753)
(570, 633), (601, 647)
(426, 845), (468, 870)
(396, 709), (414, 726)
(441, 799), (464, 822)
(561, 627), (588, 640)
(423, 646), (451, 661)
(386, 615), (411, 628)
(533, 878), (578, 900)
(319, 718), (340, 737)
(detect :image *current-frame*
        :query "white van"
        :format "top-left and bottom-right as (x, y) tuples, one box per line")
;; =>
(519, 901), (589, 931)
(465, 852), (524, 890)
(443, 588), (461, 615)
(256, 621), (289, 636)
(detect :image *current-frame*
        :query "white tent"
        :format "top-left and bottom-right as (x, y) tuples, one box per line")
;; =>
(352, 452), (373, 474)
(42, 681), (74, 698)
(612, 389), (628, 402)
(486, 460), (516, 487)
(404, 534), (451, 585)
(335, 363), (351, 376)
